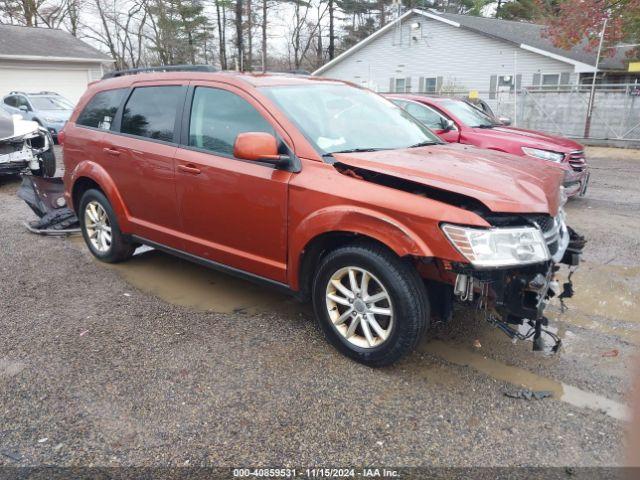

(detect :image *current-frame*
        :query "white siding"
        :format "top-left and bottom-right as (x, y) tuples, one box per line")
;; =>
(318, 13), (576, 93)
(0, 60), (105, 103)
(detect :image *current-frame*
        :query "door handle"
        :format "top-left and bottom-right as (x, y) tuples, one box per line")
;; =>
(177, 164), (201, 175)
(103, 147), (120, 156)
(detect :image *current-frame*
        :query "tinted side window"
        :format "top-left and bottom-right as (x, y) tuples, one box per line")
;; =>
(4, 96), (17, 108)
(77, 89), (127, 130)
(121, 86), (184, 142)
(189, 87), (274, 156)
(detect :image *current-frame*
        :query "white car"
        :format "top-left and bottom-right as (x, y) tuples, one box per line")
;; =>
(0, 106), (56, 177)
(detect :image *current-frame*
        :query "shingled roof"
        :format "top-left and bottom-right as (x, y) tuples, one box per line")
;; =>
(314, 8), (632, 75)
(433, 11), (631, 71)
(0, 24), (111, 62)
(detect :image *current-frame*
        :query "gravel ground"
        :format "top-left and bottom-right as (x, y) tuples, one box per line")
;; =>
(0, 146), (638, 468)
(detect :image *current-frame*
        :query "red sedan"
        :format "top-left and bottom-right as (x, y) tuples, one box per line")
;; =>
(388, 94), (589, 197)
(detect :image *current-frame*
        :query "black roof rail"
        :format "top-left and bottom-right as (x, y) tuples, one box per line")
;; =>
(102, 64), (217, 80)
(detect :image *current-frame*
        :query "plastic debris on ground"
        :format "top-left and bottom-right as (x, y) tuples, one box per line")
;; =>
(16, 175), (79, 235)
(503, 389), (553, 400)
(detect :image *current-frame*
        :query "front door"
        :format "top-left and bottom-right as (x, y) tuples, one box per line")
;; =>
(174, 84), (292, 283)
(404, 101), (460, 143)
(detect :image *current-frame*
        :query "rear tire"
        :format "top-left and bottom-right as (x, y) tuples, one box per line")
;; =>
(312, 241), (430, 367)
(79, 189), (135, 263)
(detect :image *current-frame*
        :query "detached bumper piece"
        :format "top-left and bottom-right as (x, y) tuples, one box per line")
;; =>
(17, 175), (79, 235)
(452, 226), (586, 352)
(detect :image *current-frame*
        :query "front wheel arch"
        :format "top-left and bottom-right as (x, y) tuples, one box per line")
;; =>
(297, 232), (411, 302)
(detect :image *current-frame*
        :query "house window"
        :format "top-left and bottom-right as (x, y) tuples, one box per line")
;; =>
(498, 75), (514, 92)
(395, 78), (406, 93)
(424, 77), (437, 93)
(542, 74), (560, 90)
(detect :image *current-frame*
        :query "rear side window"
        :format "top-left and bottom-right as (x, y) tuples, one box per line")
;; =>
(188, 87), (274, 156)
(121, 86), (184, 142)
(77, 88), (127, 130)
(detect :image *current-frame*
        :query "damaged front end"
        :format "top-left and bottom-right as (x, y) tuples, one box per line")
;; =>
(1, 109), (55, 176)
(330, 148), (585, 352)
(446, 210), (586, 351)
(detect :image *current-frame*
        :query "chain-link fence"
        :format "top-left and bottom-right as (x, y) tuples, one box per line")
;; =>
(431, 84), (640, 143)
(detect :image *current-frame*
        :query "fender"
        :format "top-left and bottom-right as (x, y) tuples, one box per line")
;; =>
(68, 160), (132, 231)
(288, 205), (434, 290)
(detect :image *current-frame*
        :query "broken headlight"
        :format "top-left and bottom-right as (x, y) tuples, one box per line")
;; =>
(442, 224), (550, 268)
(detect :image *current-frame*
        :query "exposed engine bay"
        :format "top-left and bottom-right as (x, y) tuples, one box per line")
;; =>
(1, 108), (56, 177)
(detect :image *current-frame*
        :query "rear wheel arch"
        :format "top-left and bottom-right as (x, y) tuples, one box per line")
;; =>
(68, 163), (130, 231)
(72, 177), (103, 212)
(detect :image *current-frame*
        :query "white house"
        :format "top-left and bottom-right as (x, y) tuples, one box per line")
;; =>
(313, 9), (633, 96)
(0, 24), (112, 103)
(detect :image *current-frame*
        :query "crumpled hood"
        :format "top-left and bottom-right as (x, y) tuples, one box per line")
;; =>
(477, 126), (584, 153)
(0, 113), (39, 142)
(333, 143), (564, 215)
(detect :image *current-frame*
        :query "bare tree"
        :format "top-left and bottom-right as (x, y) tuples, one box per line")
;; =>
(0, 0), (48, 26)
(328, 0), (335, 59)
(214, 0), (228, 69)
(235, 0), (243, 69)
(288, 0), (318, 69)
(261, 0), (267, 71)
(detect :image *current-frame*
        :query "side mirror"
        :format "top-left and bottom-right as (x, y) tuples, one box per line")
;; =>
(19, 105), (29, 112)
(441, 119), (455, 132)
(233, 132), (290, 168)
(498, 116), (512, 126)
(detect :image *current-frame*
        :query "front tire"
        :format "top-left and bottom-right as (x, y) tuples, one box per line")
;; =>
(32, 148), (56, 177)
(79, 189), (135, 263)
(312, 241), (430, 367)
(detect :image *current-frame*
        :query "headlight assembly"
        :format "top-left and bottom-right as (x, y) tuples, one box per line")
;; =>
(522, 147), (564, 163)
(442, 224), (550, 268)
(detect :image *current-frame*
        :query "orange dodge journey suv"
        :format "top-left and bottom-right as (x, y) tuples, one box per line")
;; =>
(62, 67), (584, 366)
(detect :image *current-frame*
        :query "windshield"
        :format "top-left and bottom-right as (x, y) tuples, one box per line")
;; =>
(439, 99), (496, 127)
(30, 96), (74, 111)
(262, 84), (441, 154)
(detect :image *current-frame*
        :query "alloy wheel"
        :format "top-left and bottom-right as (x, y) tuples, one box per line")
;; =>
(325, 266), (394, 349)
(84, 200), (112, 253)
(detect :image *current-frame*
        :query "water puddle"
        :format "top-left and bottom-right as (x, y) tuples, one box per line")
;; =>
(85, 243), (632, 422)
(421, 340), (631, 422)
(567, 264), (640, 324)
(108, 247), (308, 317)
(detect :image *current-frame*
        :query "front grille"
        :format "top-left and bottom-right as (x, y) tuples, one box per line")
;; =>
(567, 150), (586, 172)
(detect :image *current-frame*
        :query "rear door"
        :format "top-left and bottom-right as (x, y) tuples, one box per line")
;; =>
(174, 83), (293, 283)
(103, 83), (187, 249)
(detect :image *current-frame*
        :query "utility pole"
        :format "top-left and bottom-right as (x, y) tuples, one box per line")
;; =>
(513, 51), (518, 126)
(584, 16), (608, 138)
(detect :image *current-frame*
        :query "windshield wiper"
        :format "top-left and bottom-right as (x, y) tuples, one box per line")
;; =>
(408, 141), (438, 148)
(329, 147), (387, 154)
(474, 124), (498, 129)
